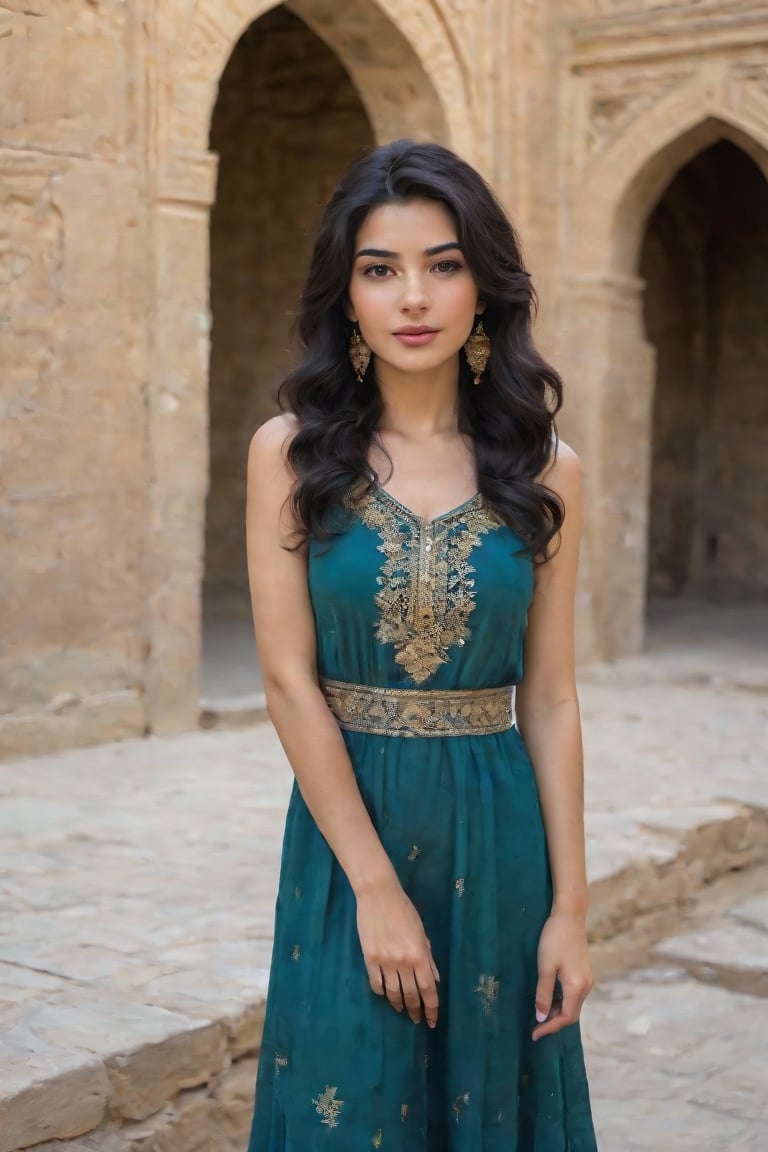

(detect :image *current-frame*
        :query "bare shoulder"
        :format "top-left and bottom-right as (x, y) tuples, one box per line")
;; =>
(249, 412), (300, 459)
(248, 413), (300, 485)
(541, 437), (582, 500)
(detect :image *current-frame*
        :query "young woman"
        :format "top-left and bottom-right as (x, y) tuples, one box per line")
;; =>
(245, 140), (597, 1151)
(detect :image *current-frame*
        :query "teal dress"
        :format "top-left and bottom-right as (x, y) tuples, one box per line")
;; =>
(248, 487), (597, 1151)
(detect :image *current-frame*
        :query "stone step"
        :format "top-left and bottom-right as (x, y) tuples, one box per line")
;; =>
(653, 893), (768, 997)
(198, 694), (268, 731)
(585, 801), (768, 940)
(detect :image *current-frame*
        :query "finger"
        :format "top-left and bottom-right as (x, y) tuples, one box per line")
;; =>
(399, 969), (423, 1025)
(415, 963), (439, 1029)
(532, 1003), (564, 1041)
(427, 943), (440, 984)
(532, 984), (589, 1041)
(383, 969), (404, 1013)
(535, 968), (557, 1025)
(366, 963), (385, 996)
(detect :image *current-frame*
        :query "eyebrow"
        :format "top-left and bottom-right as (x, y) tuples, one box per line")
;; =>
(354, 242), (462, 259)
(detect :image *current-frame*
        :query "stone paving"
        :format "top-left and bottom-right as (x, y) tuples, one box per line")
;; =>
(585, 862), (768, 1152)
(0, 635), (767, 1151)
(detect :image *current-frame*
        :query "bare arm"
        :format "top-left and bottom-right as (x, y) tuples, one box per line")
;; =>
(246, 416), (439, 1025)
(515, 442), (593, 1037)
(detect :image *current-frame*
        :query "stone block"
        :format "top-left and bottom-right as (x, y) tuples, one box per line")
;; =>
(105, 1022), (227, 1122)
(211, 1058), (258, 1147)
(119, 1091), (214, 1152)
(0, 692), (145, 761)
(0, 18), (128, 157)
(0, 1048), (108, 1152)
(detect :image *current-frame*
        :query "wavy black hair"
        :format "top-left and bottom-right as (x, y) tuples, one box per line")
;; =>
(280, 139), (564, 558)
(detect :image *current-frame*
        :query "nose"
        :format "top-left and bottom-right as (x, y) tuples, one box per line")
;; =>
(399, 271), (430, 313)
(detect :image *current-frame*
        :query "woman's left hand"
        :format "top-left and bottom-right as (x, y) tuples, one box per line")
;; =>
(532, 909), (594, 1041)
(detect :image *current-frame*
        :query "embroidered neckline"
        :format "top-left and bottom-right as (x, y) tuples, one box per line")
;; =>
(355, 488), (502, 684)
(374, 485), (483, 526)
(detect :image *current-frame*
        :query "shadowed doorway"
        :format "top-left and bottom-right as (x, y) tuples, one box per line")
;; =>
(202, 5), (375, 715)
(640, 140), (768, 654)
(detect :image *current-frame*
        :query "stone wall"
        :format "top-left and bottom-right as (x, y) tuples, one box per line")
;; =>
(1, 6), (151, 757)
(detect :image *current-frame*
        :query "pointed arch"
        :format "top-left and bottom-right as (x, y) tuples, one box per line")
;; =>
(563, 67), (768, 661)
(571, 69), (768, 277)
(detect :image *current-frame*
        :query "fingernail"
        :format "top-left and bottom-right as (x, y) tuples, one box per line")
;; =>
(428, 1018), (437, 1029)
(535, 1009), (547, 1023)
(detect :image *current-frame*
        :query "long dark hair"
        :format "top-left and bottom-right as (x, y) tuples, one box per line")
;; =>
(280, 139), (564, 558)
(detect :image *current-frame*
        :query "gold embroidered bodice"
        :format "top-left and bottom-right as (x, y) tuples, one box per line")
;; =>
(356, 488), (504, 684)
(308, 484), (532, 693)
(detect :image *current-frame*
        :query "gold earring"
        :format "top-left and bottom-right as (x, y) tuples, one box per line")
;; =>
(348, 324), (372, 383)
(464, 319), (490, 386)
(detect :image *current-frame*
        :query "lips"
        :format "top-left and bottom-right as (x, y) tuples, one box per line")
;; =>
(393, 326), (440, 347)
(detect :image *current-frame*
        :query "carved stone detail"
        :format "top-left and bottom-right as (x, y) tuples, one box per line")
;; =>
(584, 68), (695, 156)
(0, 164), (64, 330)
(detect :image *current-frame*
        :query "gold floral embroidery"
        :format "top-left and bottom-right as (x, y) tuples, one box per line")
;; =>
(476, 974), (499, 1015)
(291, 945), (301, 962)
(455, 877), (465, 897)
(401, 1104), (409, 1122)
(312, 1085), (344, 1128)
(357, 490), (502, 684)
(321, 680), (513, 738)
(453, 1092), (471, 1123)
(372, 1131), (383, 1148)
(274, 1052), (288, 1074)
(407, 845), (421, 861)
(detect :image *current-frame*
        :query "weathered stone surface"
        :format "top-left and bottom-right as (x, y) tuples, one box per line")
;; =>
(105, 1021), (227, 1122)
(733, 892), (768, 934)
(211, 1058), (259, 1147)
(585, 977), (768, 1149)
(118, 1091), (213, 1152)
(655, 921), (768, 996)
(0, 1047), (109, 1152)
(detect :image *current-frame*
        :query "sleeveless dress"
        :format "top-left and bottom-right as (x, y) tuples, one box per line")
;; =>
(247, 487), (598, 1151)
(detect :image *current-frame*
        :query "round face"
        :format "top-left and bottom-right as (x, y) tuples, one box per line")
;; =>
(347, 198), (483, 380)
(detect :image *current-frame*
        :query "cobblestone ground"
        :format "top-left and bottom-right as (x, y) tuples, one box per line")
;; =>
(0, 622), (766, 1151)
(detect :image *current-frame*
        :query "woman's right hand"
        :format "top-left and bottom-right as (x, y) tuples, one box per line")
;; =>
(356, 875), (440, 1028)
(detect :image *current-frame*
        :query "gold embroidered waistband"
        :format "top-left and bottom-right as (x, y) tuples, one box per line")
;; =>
(320, 679), (514, 738)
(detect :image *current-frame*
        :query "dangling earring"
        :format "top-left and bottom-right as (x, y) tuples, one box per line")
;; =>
(348, 324), (372, 383)
(464, 318), (490, 386)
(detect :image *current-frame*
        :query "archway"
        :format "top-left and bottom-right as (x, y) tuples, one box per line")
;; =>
(564, 70), (768, 662)
(639, 140), (768, 651)
(201, 5), (375, 709)
(641, 140), (768, 603)
(147, 0), (465, 734)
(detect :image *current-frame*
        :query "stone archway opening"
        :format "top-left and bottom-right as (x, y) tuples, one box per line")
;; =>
(200, 5), (375, 711)
(639, 139), (768, 656)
